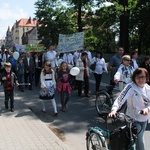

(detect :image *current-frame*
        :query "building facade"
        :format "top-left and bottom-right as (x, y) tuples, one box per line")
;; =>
(5, 26), (13, 49)
(11, 17), (37, 45)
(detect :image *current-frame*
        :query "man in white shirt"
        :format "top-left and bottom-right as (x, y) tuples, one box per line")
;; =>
(73, 50), (82, 65)
(63, 52), (74, 66)
(84, 46), (92, 63)
(46, 45), (58, 69)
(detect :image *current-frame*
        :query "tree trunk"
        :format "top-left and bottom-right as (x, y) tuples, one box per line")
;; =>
(119, 0), (129, 53)
(77, 1), (82, 32)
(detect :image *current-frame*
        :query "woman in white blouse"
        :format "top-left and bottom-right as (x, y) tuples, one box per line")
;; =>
(92, 51), (108, 93)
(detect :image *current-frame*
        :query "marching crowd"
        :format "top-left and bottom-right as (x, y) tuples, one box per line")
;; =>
(0, 45), (150, 149)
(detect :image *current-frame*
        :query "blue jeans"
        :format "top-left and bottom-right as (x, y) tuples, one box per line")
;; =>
(134, 121), (147, 150)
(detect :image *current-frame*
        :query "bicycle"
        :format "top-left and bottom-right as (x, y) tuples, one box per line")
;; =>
(95, 81), (127, 115)
(86, 112), (137, 150)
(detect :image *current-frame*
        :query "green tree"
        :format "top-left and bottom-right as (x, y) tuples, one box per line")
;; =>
(65, 0), (96, 32)
(34, 0), (150, 54)
(34, 0), (77, 47)
(129, 0), (150, 54)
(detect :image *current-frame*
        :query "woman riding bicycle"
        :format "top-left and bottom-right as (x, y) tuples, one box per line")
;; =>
(109, 68), (150, 150)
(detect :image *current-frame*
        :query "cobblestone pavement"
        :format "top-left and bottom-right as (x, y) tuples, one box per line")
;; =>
(0, 87), (70, 150)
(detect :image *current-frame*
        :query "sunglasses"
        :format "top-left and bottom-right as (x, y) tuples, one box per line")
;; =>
(123, 59), (131, 62)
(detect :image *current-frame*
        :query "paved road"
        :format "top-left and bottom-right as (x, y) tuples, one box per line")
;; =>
(14, 72), (150, 150)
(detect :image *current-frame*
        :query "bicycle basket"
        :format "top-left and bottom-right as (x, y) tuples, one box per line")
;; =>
(110, 125), (136, 150)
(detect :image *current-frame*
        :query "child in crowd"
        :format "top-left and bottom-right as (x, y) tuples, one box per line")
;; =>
(0, 62), (19, 112)
(17, 58), (24, 92)
(114, 55), (135, 91)
(57, 62), (71, 112)
(39, 61), (58, 116)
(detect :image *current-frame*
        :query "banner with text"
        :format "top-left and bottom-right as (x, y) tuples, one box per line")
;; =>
(24, 44), (45, 52)
(57, 32), (84, 53)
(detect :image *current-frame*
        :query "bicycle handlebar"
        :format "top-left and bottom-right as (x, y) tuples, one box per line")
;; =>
(116, 112), (136, 123)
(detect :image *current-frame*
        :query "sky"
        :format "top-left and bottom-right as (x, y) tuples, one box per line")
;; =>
(0, 0), (36, 39)
(0, 1), (113, 40)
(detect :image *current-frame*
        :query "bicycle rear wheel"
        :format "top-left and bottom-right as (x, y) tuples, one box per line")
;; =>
(86, 132), (107, 150)
(95, 91), (111, 115)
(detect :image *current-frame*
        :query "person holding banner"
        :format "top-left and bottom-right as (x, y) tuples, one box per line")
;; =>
(84, 46), (92, 63)
(73, 50), (83, 65)
(63, 52), (74, 67)
(45, 45), (58, 69)
(76, 52), (91, 97)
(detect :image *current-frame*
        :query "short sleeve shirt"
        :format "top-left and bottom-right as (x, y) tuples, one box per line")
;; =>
(109, 54), (121, 68)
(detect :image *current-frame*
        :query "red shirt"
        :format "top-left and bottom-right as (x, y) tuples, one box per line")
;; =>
(4, 73), (13, 90)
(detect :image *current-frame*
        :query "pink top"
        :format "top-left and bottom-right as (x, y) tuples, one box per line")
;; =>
(57, 81), (72, 94)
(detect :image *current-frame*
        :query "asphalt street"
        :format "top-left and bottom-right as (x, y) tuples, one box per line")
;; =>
(11, 72), (150, 150)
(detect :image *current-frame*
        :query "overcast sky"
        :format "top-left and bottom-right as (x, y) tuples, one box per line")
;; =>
(0, 0), (36, 39)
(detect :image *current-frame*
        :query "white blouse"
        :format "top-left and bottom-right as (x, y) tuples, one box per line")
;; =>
(92, 57), (107, 74)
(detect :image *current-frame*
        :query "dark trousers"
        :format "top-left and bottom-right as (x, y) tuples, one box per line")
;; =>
(35, 68), (41, 86)
(24, 72), (33, 89)
(60, 91), (70, 109)
(108, 79), (116, 94)
(94, 73), (102, 92)
(18, 75), (24, 90)
(109, 68), (118, 93)
(77, 76), (89, 95)
(4, 90), (14, 109)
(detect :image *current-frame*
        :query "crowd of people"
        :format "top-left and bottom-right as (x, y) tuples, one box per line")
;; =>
(107, 48), (150, 150)
(0, 45), (150, 149)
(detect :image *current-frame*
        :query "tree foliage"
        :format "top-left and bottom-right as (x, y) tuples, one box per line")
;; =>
(34, 0), (77, 47)
(34, 0), (150, 53)
(129, 0), (150, 54)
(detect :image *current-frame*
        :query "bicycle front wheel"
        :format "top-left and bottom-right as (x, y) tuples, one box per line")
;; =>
(95, 91), (111, 115)
(86, 132), (107, 150)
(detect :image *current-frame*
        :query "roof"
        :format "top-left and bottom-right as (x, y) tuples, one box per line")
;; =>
(16, 17), (37, 27)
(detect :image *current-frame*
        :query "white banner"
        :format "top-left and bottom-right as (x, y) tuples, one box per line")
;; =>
(57, 32), (84, 53)
(14, 44), (24, 52)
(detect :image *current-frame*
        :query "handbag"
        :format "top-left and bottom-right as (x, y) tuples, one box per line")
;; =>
(90, 62), (96, 71)
(110, 125), (137, 150)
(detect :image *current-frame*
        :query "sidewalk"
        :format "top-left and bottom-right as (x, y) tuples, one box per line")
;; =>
(0, 88), (70, 150)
